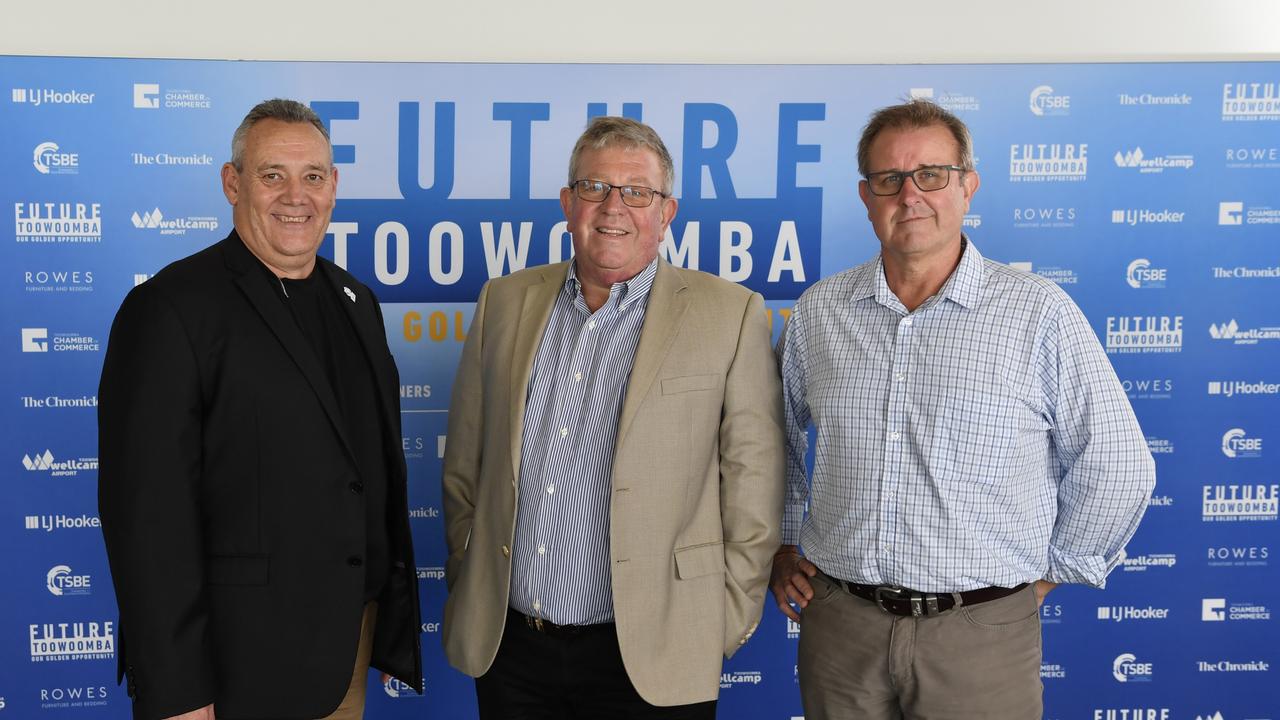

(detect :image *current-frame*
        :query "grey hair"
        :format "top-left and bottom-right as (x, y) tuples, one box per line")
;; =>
(856, 99), (975, 177)
(229, 98), (331, 171)
(568, 116), (675, 195)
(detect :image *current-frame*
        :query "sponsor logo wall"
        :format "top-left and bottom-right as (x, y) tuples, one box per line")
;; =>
(1, 56), (1276, 718)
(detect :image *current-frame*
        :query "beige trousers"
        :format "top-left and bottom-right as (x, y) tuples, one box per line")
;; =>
(798, 573), (1043, 720)
(318, 603), (378, 720)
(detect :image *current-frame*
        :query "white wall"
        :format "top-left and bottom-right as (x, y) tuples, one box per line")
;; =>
(6, 0), (1279, 62)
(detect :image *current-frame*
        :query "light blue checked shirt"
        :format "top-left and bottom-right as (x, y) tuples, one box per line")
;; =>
(778, 239), (1154, 592)
(509, 259), (657, 625)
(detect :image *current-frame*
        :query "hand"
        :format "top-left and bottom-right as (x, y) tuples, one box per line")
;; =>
(769, 545), (819, 623)
(381, 672), (392, 685)
(164, 704), (214, 720)
(1033, 579), (1058, 606)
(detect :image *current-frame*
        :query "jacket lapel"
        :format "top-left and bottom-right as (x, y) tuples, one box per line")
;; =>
(508, 263), (564, 483)
(320, 262), (399, 433)
(220, 232), (358, 466)
(616, 260), (689, 448)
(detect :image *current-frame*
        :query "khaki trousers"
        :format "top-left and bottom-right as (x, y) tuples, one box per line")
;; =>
(798, 573), (1042, 720)
(318, 603), (378, 720)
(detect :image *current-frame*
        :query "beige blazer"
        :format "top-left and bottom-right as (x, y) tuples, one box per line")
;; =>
(441, 258), (784, 706)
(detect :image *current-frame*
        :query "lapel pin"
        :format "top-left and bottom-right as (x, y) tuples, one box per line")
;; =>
(343, 286), (357, 303)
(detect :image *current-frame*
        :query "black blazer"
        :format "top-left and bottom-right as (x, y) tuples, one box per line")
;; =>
(98, 232), (422, 720)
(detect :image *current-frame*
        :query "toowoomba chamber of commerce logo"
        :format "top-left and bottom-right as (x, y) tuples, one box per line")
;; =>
(1105, 316), (1183, 354)
(14, 201), (101, 243)
(1008, 262), (1077, 285)
(132, 82), (212, 110)
(908, 87), (981, 112)
(1009, 143), (1087, 182)
(1202, 597), (1272, 622)
(21, 328), (100, 353)
(1222, 81), (1280, 121)
(1219, 200), (1280, 225)
(29, 620), (114, 662)
(1203, 483), (1277, 521)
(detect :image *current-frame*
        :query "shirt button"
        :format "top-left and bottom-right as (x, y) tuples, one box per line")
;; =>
(560, 427), (568, 437)
(903, 317), (914, 327)
(895, 372), (906, 382)
(347, 556), (363, 567)
(574, 372), (583, 382)
(889, 431), (901, 441)
(547, 485), (555, 494)
(502, 545), (510, 557)
(533, 600), (541, 611)
(588, 320), (596, 329)
(538, 545), (546, 555)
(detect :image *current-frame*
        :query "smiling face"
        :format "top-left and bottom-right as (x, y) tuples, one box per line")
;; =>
(858, 123), (979, 271)
(560, 145), (677, 293)
(221, 118), (337, 278)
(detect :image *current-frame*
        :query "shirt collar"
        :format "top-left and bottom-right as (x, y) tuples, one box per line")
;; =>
(565, 257), (659, 311)
(861, 235), (986, 311)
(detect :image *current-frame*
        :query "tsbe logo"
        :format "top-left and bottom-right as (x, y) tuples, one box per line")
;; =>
(1126, 259), (1166, 289)
(131, 207), (220, 236)
(1209, 319), (1280, 345)
(12, 87), (95, 106)
(908, 87), (980, 112)
(1202, 483), (1278, 521)
(1096, 605), (1170, 623)
(32, 141), (80, 175)
(1113, 147), (1193, 173)
(1207, 545), (1269, 568)
(1219, 200), (1280, 225)
(1093, 709), (1169, 720)
(1012, 206), (1075, 229)
(1221, 428), (1263, 458)
(1197, 659), (1270, 673)
(1120, 377), (1172, 401)
(1112, 653), (1153, 682)
(19, 329), (99, 353)
(1225, 146), (1280, 169)
(46, 565), (91, 596)
(1209, 379), (1279, 397)
(1009, 143), (1087, 182)
(14, 201), (102, 243)
(382, 676), (422, 699)
(1118, 91), (1192, 107)
(1029, 85), (1070, 116)
(29, 620), (114, 662)
(1105, 316), (1182, 354)
(719, 670), (764, 689)
(1222, 81), (1280, 120)
(133, 82), (211, 110)
(1203, 598), (1272, 622)
(1111, 208), (1185, 226)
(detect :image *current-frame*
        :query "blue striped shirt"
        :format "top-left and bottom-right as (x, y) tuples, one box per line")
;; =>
(778, 239), (1154, 592)
(510, 259), (657, 624)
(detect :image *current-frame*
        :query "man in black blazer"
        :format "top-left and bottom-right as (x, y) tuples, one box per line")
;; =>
(98, 98), (422, 720)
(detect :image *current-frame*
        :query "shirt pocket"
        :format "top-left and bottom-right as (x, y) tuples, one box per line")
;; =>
(674, 541), (726, 579)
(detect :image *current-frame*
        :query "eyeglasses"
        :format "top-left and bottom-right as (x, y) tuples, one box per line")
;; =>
(569, 179), (667, 208)
(863, 165), (967, 196)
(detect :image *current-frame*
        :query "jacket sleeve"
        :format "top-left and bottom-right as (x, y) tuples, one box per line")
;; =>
(98, 284), (216, 720)
(719, 291), (785, 657)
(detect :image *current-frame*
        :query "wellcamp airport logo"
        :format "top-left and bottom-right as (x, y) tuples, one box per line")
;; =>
(11, 87), (95, 106)
(22, 449), (98, 477)
(1113, 147), (1194, 173)
(1009, 143), (1087, 182)
(1118, 549), (1177, 573)
(1105, 316), (1183, 354)
(1222, 81), (1280, 120)
(1209, 319), (1280, 345)
(133, 82), (212, 110)
(1126, 258), (1166, 289)
(32, 141), (79, 175)
(908, 87), (981, 112)
(1225, 146), (1280, 169)
(1111, 208), (1184, 225)
(1029, 85), (1070, 116)
(1112, 653), (1153, 683)
(720, 671), (764, 689)
(131, 207), (220, 235)
(1219, 200), (1280, 225)
(1208, 380), (1279, 397)
(14, 201), (102, 243)
(1203, 483), (1278, 521)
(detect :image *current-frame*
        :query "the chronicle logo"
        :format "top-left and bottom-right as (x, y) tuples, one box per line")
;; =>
(719, 670), (764, 689)
(1220, 428), (1263, 458)
(1222, 81), (1280, 120)
(1219, 200), (1280, 225)
(1203, 597), (1272, 622)
(1113, 147), (1194, 173)
(22, 395), (98, 410)
(1209, 319), (1280, 345)
(132, 151), (215, 167)
(1112, 653), (1153, 682)
(131, 208), (220, 235)
(1207, 545), (1269, 568)
(1213, 265), (1280, 279)
(1225, 146), (1280, 169)
(1012, 206), (1075, 229)
(1111, 208), (1185, 225)
(14, 201), (102, 243)
(1009, 143), (1087, 182)
(133, 82), (212, 110)
(1208, 380), (1279, 397)
(1118, 91), (1192, 107)
(1126, 259), (1166, 289)
(1105, 315), (1183, 354)
(1203, 483), (1278, 521)
(29, 620), (114, 662)
(22, 450), (99, 476)
(25, 269), (94, 293)
(908, 87), (981, 112)
(1029, 85), (1070, 116)
(20, 328), (100, 353)
(1197, 659), (1270, 673)
(12, 87), (95, 106)
(33, 141), (80, 175)
(46, 565), (91, 596)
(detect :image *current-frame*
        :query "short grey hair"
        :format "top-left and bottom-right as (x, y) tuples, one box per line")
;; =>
(230, 98), (331, 171)
(857, 99), (975, 177)
(567, 116), (675, 195)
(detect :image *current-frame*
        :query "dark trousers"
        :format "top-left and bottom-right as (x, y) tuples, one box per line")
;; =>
(476, 609), (718, 720)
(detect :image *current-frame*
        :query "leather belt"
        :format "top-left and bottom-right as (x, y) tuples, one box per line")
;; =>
(507, 607), (613, 637)
(825, 574), (1029, 617)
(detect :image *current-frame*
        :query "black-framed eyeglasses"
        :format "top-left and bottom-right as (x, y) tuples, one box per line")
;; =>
(569, 179), (667, 208)
(863, 165), (967, 196)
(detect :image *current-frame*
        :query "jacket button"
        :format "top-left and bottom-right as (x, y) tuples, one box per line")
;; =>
(501, 545), (510, 557)
(349, 481), (364, 494)
(348, 556), (364, 567)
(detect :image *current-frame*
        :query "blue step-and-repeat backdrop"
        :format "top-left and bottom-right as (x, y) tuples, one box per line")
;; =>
(2, 56), (1278, 719)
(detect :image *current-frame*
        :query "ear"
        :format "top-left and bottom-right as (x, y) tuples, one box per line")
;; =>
(961, 169), (980, 210)
(221, 163), (240, 206)
(330, 166), (340, 203)
(658, 195), (678, 230)
(560, 185), (573, 220)
(857, 179), (873, 218)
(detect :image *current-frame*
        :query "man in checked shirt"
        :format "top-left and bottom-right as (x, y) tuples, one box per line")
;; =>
(770, 99), (1155, 718)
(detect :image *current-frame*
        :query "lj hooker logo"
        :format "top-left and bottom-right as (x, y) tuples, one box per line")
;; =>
(1105, 315), (1183, 354)
(29, 620), (114, 662)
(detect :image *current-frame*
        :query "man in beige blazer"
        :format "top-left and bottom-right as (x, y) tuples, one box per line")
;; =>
(442, 116), (784, 718)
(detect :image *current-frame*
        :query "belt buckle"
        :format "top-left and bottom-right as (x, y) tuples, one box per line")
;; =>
(873, 585), (909, 615)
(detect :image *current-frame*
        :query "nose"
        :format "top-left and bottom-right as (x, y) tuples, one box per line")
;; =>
(281, 175), (308, 203)
(599, 185), (629, 212)
(897, 176), (926, 205)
